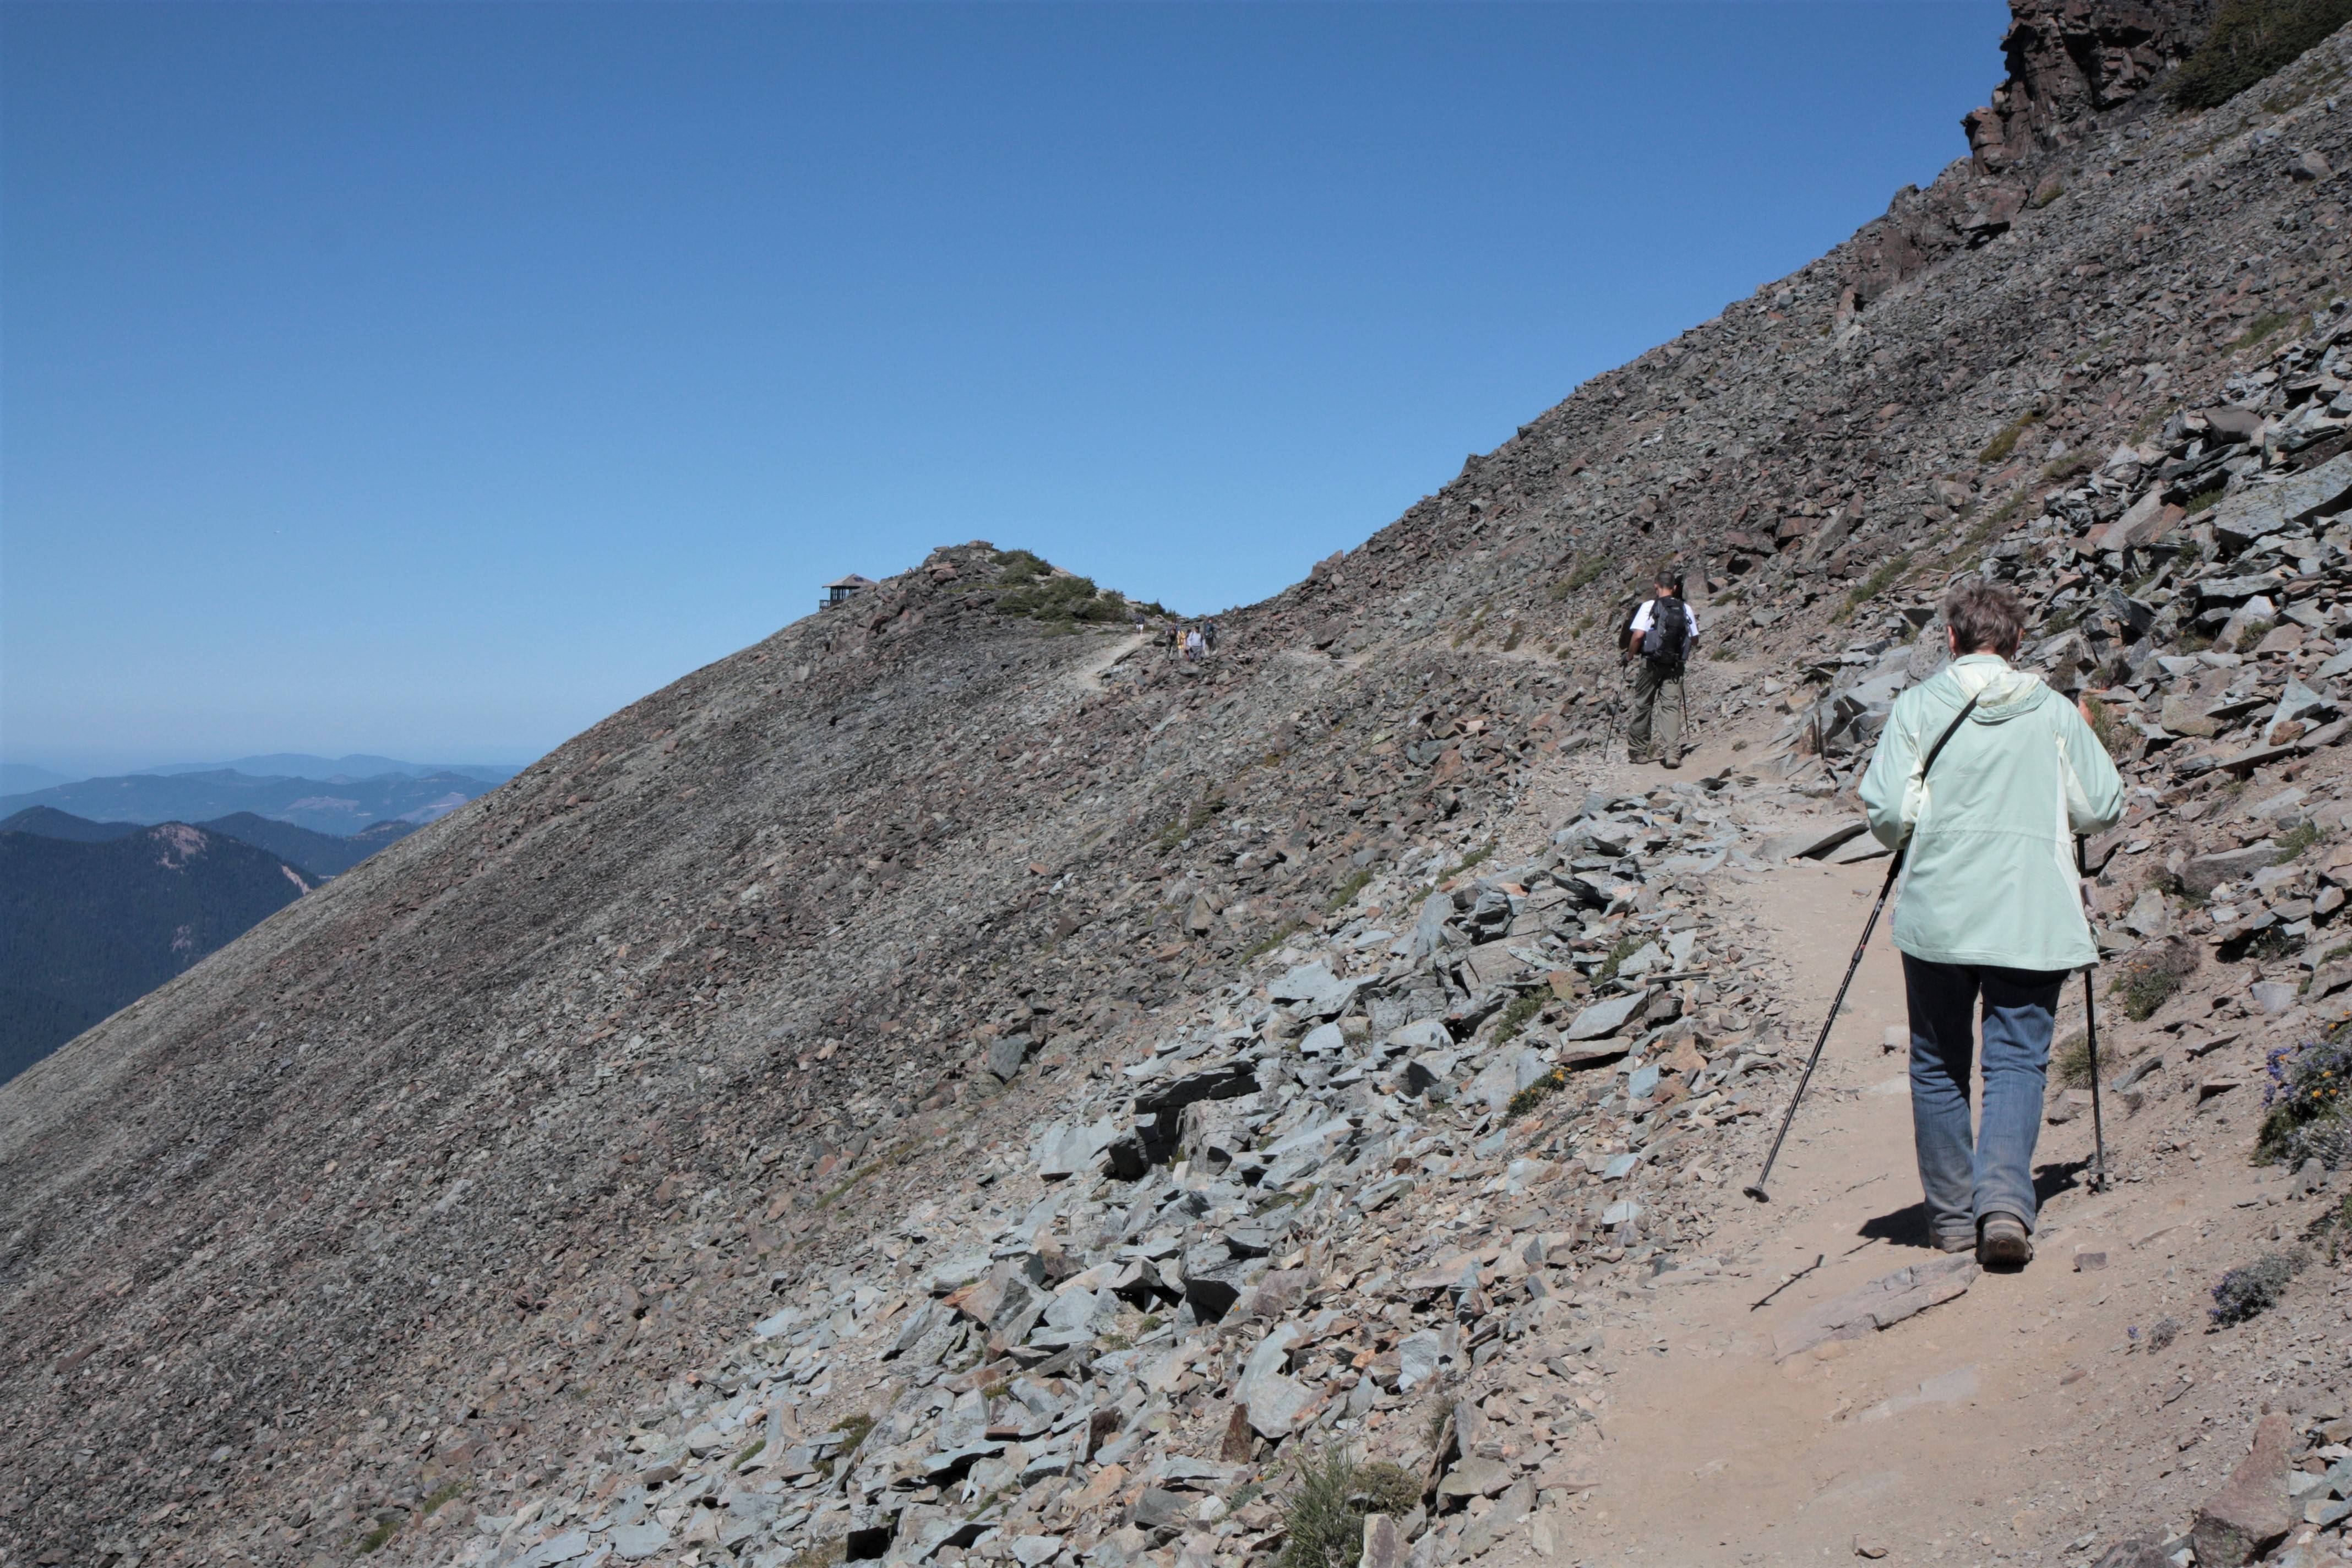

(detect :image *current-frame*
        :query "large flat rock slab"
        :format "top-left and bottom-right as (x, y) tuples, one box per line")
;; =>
(1773, 1254), (1981, 1360)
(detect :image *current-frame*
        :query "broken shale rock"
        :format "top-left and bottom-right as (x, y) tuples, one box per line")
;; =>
(1772, 1254), (1983, 1360)
(2191, 1413), (2297, 1568)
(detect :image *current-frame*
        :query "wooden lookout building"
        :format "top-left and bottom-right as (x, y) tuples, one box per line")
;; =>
(819, 574), (875, 611)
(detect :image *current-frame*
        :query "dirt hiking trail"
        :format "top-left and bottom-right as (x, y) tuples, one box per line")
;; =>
(1480, 683), (2324, 1568)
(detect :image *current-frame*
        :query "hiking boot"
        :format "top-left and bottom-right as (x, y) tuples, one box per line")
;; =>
(1931, 1231), (1975, 1254)
(1978, 1212), (2033, 1268)
(1662, 755), (1682, 769)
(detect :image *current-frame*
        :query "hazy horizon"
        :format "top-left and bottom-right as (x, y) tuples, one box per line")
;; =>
(2, 752), (530, 788)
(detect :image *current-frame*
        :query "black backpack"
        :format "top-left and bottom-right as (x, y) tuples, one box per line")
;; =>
(1640, 598), (1689, 665)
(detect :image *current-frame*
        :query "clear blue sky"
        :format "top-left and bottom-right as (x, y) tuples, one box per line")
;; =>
(2, 1), (2006, 777)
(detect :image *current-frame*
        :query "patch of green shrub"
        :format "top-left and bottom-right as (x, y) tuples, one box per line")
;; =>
(1507, 1068), (1569, 1119)
(1158, 792), (1224, 848)
(1322, 869), (1374, 917)
(1490, 991), (1546, 1048)
(993, 548), (1051, 582)
(990, 549), (1146, 623)
(2041, 451), (2095, 484)
(1553, 557), (1612, 598)
(1598, 933), (1647, 982)
(813, 1414), (875, 1480)
(1445, 842), (1496, 880)
(2183, 483), (2227, 516)
(1277, 1446), (1426, 1568)
(1833, 551), (1914, 624)
(2277, 821), (2322, 859)
(2167, 0), (2352, 110)
(2054, 1031), (2094, 1088)
(2231, 311), (2300, 352)
(2111, 940), (2198, 1021)
(1979, 410), (2045, 464)
(2083, 696), (2128, 759)
(998, 574), (1129, 623)
(1240, 920), (1305, 965)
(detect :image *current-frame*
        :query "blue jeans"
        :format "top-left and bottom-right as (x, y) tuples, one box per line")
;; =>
(1902, 955), (2068, 1245)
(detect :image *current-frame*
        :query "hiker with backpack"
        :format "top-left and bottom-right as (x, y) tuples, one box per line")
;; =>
(1857, 579), (2123, 1268)
(1623, 568), (1696, 767)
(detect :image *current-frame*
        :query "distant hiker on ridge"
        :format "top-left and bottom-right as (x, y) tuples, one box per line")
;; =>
(1858, 579), (2122, 1269)
(1623, 567), (1695, 768)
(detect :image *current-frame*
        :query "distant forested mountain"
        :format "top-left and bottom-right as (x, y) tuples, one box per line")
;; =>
(193, 813), (414, 876)
(1, 806), (416, 876)
(0, 764), (78, 796)
(0, 806), (138, 842)
(0, 767), (494, 834)
(0, 824), (315, 1082)
(137, 754), (516, 783)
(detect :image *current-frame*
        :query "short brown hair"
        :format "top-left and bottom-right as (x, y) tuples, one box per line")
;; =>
(1945, 579), (2024, 657)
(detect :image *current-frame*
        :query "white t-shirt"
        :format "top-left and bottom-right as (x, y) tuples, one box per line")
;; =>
(1629, 598), (1700, 643)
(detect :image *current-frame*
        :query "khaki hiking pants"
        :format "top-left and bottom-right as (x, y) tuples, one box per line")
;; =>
(1627, 660), (1685, 762)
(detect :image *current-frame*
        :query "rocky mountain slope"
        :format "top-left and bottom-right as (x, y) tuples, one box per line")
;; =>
(7, 4), (2352, 1567)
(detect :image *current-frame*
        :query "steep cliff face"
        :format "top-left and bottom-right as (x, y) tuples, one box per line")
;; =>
(7, 4), (2352, 1566)
(1965, 0), (2222, 169)
(1845, 0), (2220, 312)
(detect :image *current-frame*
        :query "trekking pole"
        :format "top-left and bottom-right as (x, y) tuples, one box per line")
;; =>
(1743, 693), (1980, 1203)
(2077, 836), (2109, 1194)
(1742, 846), (1907, 1203)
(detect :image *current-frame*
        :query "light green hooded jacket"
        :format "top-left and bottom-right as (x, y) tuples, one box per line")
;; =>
(1858, 654), (2125, 973)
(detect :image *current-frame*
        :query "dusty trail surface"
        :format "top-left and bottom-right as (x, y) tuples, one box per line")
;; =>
(1484, 733), (2330, 1567)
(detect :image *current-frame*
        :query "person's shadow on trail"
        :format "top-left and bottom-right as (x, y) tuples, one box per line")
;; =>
(1852, 1158), (2098, 1248)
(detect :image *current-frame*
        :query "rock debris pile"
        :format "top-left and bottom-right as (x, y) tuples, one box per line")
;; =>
(436, 785), (1847, 1568)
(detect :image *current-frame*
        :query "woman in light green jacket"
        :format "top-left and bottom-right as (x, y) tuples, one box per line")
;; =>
(1858, 580), (2124, 1268)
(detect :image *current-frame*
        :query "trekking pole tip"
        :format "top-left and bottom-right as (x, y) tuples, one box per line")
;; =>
(1741, 1183), (1771, 1204)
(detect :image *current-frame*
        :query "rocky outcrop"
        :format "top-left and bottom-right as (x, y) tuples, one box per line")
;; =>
(1844, 0), (2221, 313)
(1965, 0), (2220, 171)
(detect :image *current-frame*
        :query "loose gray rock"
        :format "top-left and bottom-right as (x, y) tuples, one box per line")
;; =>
(1565, 990), (1651, 1041)
(2181, 843), (2281, 898)
(609, 1522), (673, 1562)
